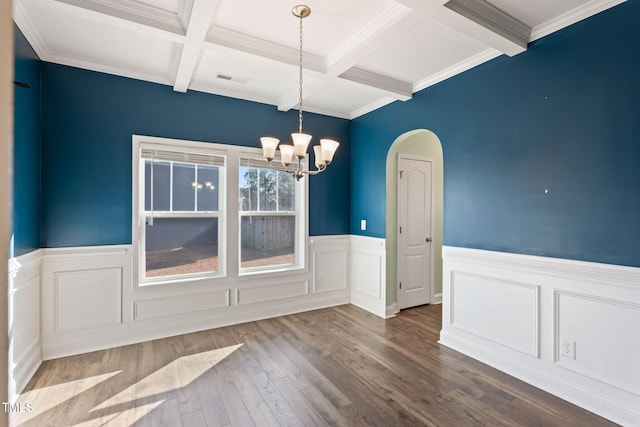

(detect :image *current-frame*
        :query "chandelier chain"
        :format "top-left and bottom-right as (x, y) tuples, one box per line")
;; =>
(298, 11), (304, 134)
(259, 5), (338, 181)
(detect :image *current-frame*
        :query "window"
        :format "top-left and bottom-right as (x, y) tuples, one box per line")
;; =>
(137, 145), (226, 283)
(239, 159), (299, 271)
(133, 136), (306, 285)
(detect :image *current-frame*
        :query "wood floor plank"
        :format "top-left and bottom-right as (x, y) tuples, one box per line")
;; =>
(11, 304), (617, 427)
(249, 372), (303, 426)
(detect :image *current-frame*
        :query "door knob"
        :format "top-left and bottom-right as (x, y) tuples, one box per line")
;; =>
(426, 237), (432, 242)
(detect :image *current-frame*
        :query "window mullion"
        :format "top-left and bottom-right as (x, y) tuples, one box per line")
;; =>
(194, 165), (198, 211)
(257, 169), (261, 212)
(169, 161), (174, 212)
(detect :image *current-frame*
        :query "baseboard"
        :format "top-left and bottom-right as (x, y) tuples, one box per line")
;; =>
(439, 329), (640, 426)
(432, 292), (442, 304)
(385, 304), (397, 318)
(11, 339), (41, 401)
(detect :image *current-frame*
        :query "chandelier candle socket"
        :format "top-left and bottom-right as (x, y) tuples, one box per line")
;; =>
(259, 4), (339, 181)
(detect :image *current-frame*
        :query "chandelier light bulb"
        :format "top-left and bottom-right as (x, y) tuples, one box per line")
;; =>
(320, 139), (339, 163)
(260, 137), (280, 161)
(279, 145), (295, 166)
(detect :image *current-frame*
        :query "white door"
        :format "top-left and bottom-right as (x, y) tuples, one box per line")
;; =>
(397, 155), (433, 310)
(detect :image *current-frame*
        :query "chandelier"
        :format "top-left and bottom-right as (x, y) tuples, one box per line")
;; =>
(260, 5), (339, 181)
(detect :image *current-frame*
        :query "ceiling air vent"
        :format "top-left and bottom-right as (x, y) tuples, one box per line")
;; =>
(216, 73), (249, 84)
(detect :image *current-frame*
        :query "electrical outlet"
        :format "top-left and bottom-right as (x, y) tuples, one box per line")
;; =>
(560, 340), (576, 360)
(360, 219), (366, 230)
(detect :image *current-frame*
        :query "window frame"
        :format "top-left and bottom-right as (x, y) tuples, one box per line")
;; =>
(132, 135), (308, 288)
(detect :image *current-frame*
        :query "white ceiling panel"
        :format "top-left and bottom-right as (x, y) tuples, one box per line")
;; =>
(304, 78), (393, 118)
(357, 15), (488, 84)
(13, 0), (625, 119)
(213, 0), (394, 56)
(20, 0), (175, 80)
(191, 46), (301, 102)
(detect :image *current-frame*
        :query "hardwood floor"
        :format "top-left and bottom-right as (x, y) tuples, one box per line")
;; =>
(13, 304), (616, 426)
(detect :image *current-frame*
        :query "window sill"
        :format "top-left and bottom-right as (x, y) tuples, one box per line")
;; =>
(139, 272), (225, 287)
(239, 264), (306, 278)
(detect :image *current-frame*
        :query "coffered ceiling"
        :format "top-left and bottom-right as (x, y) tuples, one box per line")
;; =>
(13, 0), (624, 119)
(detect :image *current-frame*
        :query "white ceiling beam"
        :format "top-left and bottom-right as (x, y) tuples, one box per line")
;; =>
(206, 26), (326, 74)
(339, 68), (412, 101)
(395, 0), (529, 57)
(172, 0), (219, 92)
(442, 0), (530, 56)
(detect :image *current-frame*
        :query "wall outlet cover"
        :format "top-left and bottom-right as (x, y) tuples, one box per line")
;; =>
(560, 340), (576, 360)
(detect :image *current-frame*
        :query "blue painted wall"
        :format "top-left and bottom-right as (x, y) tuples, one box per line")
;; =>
(351, 1), (640, 268)
(13, 25), (41, 257)
(40, 63), (350, 247)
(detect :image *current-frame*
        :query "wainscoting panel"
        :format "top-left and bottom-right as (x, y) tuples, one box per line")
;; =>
(237, 280), (309, 305)
(134, 289), (231, 321)
(450, 272), (539, 357)
(41, 245), (134, 359)
(54, 267), (123, 332)
(350, 235), (386, 318)
(441, 246), (640, 426)
(311, 235), (350, 294)
(555, 290), (640, 397)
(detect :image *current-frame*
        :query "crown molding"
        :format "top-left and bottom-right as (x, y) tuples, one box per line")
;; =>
(13, 0), (50, 60)
(414, 48), (501, 93)
(187, 80), (282, 111)
(530, 0), (626, 42)
(301, 105), (351, 121)
(41, 51), (174, 87)
(349, 96), (396, 120)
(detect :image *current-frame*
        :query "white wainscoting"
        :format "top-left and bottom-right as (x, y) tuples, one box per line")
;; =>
(8, 250), (42, 402)
(350, 235), (387, 318)
(440, 246), (640, 426)
(12, 234), (386, 399)
(38, 235), (351, 360)
(8, 249), (43, 401)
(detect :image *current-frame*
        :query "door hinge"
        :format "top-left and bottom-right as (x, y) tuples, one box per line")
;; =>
(399, 170), (403, 178)
(399, 226), (402, 234)
(399, 282), (402, 289)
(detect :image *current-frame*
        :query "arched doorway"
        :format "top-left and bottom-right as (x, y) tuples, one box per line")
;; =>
(385, 130), (444, 314)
